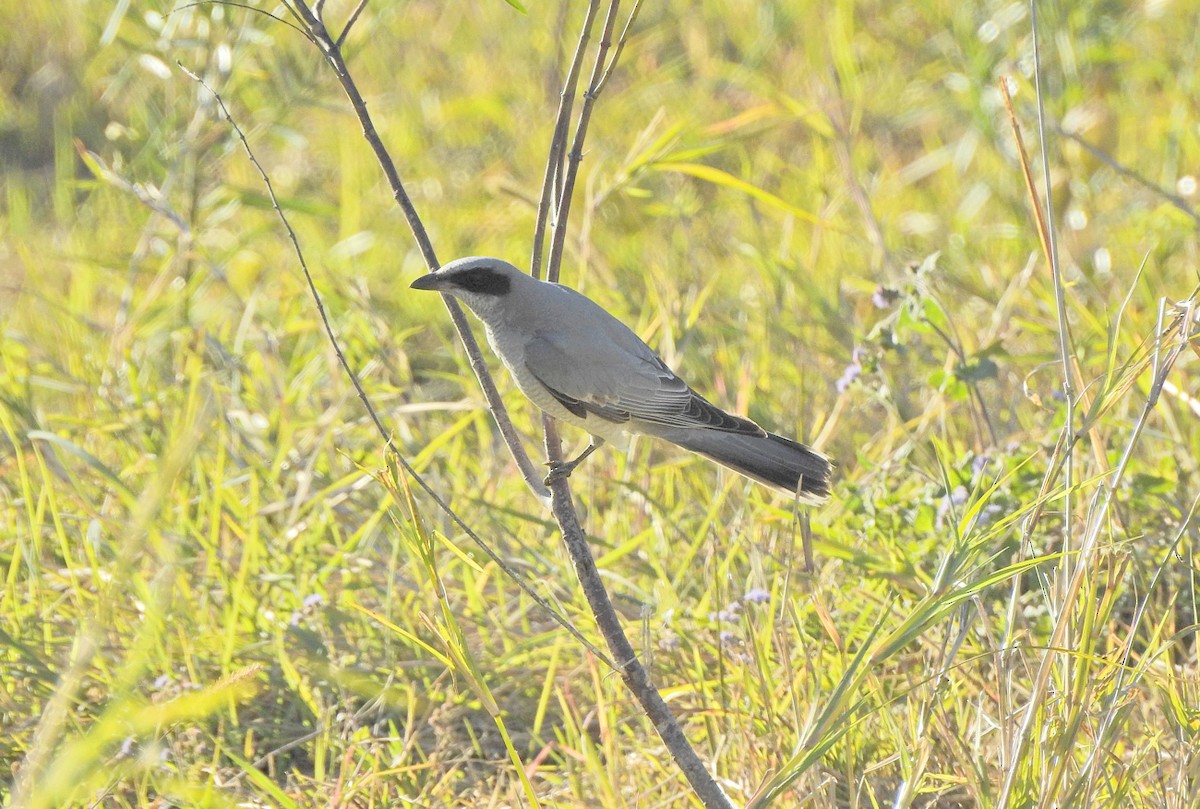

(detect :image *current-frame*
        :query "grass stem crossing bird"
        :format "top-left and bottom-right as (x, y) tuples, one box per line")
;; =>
(410, 257), (832, 504)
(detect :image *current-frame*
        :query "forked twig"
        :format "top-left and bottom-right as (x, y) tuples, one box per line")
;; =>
(533, 4), (737, 807)
(334, 0), (369, 48)
(180, 64), (610, 668)
(546, 0), (623, 283)
(243, 2), (735, 805)
(285, 0), (551, 502)
(593, 0), (644, 97)
(531, 0), (600, 280)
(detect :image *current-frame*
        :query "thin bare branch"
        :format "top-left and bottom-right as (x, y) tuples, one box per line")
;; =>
(594, 0), (644, 96)
(497, 0), (743, 802)
(547, 477), (737, 809)
(1049, 121), (1200, 227)
(335, 0), (369, 49)
(546, 0), (623, 283)
(181, 64), (607, 667)
(533, 2), (602, 474)
(530, 2), (738, 805)
(176, 1), (312, 40)
(999, 80), (1052, 293)
(531, 0), (601, 280)
(269, 4), (734, 805)
(287, 0), (550, 501)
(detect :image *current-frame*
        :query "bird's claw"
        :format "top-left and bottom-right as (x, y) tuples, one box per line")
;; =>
(543, 460), (576, 486)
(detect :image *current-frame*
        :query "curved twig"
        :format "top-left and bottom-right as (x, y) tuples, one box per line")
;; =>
(530, 0), (600, 280)
(267, 3), (736, 806)
(286, 0), (550, 502)
(176, 2), (312, 40)
(533, 4), (737, 807)
(546, 0), (622, 283)
(548, 478), (735, 809)
(180, 63), (608, 667)
(335, 0), (370, 48)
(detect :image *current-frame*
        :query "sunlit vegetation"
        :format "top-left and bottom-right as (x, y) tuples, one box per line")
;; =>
(2, 1), (1198, 806)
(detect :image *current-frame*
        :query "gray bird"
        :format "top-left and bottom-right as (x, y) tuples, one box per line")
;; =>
(410, 256), (832, 504)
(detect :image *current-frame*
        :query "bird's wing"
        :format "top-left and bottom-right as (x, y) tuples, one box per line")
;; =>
(524, 328), (765, 435)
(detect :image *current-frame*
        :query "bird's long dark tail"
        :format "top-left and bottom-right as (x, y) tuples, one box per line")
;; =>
(656, 428), (833, 503)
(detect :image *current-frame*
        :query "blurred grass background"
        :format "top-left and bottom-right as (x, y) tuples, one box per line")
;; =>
(1, 0), (1198, 806)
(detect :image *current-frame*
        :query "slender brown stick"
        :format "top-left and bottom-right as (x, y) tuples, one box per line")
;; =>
(287, 0), (550, 501)
(547, 479), (736, 809)
(546, 0), (622, 283)
(999, 79), (1052, 274)
(593, 0), (644, 96)
(1049, 121), (1200, 228)
(536, 0), (610, 471)
(531, 0), (600, 280)
(531, 4), (737, 807)
(278, 3), (735, 805)
(180, 64), (609, 667)
(334, 0), (369, 48)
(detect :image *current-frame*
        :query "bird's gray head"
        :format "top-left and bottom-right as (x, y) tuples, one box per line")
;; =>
(409, 256), (527, 323)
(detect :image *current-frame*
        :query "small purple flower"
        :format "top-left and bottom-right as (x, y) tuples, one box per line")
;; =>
(711, 601), (744, 623)
(835, 345), (864, 393)
(835, 368), (859, 393)
(743, 588), (771, 604)
(719, 630), (737, 644)
(936, 485), (970, 529)
(872, 285), (901, 309)
(976, 503), (1004, 529)
(303, 593), (325, 609)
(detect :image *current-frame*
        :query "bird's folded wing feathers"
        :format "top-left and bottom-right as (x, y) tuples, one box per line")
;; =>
(524, 331), (765, 435)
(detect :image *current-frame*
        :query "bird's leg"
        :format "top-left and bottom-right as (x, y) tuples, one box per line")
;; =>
(544, 438), (605, 485)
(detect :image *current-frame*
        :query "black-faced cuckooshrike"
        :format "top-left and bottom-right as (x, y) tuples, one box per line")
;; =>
(411, 256), (832, 504)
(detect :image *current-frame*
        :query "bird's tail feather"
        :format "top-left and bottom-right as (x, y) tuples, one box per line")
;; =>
(655, 428), (832, 503)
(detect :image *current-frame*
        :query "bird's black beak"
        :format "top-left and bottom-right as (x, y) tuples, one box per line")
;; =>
(409, 272), (447, 291)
